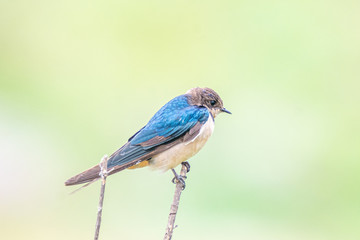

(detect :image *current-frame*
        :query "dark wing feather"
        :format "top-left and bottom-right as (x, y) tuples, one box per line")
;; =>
(107, 97), (209, 169)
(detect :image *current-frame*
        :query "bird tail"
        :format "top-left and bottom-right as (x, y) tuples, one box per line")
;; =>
(65, 164), (102, 186)
(64, 161), (140, 186)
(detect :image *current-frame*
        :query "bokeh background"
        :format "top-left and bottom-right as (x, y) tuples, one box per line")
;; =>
(1, 0), (359, 239)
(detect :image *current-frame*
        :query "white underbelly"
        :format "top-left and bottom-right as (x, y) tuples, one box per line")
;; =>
(149, 116), (214, 171)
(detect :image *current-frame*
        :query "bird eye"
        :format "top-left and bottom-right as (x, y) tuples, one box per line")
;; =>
(210, 100), (216, 106)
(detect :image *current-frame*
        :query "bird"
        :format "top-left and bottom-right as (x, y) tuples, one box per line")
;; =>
(65, 87), (231, 188)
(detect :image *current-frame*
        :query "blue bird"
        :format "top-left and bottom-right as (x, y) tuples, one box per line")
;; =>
(65, 87), (231, 187)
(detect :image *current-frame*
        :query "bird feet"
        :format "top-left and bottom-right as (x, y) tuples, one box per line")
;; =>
(181, 161), (191, 173)
(171, 172), (186, 190)
(171, 162), (191, 190)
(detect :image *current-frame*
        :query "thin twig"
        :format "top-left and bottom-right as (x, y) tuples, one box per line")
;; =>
(163, 164), (188, 240)
(94, 155), (109, 240)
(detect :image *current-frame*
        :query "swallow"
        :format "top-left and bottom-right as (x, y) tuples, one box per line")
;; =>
(65, 87), (230, 188)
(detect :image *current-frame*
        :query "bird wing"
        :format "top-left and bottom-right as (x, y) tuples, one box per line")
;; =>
(64, 96), (210, 186)
(107, 105), (209, 169)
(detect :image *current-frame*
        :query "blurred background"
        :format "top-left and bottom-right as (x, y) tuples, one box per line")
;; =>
(1, 0), (359, 239)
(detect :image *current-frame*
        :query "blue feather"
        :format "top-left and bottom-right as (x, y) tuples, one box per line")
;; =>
(107, 95), (210, 168)
(131, 95), (209, 144)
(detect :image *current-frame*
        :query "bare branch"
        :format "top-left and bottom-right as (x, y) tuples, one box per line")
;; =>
(94, 155), (109, 240)
(163, 163), (188, 240)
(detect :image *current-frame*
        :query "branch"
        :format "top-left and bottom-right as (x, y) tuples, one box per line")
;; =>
(94, 155), (109, 240)
(163, 163), (188, 240)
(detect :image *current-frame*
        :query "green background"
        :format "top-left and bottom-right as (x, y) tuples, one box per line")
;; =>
(1, 1), (359, 239)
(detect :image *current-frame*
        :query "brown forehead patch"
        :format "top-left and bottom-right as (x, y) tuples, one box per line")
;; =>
(186, 87), (223, 107)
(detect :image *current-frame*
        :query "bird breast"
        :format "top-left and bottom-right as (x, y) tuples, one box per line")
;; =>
(149, 116), (215, 171)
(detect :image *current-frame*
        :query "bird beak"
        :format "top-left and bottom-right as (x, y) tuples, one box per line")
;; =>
(221, 108), (232, 114)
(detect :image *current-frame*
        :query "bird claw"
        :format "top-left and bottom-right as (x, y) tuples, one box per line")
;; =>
(172, 176), (186, 190)
(171, 175), (187, 183)
(181, 161), (191, 173)
(171, 169), (187, 190)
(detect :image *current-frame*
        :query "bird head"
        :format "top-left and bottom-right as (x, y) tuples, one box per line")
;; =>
(186, 87), (231, 118)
